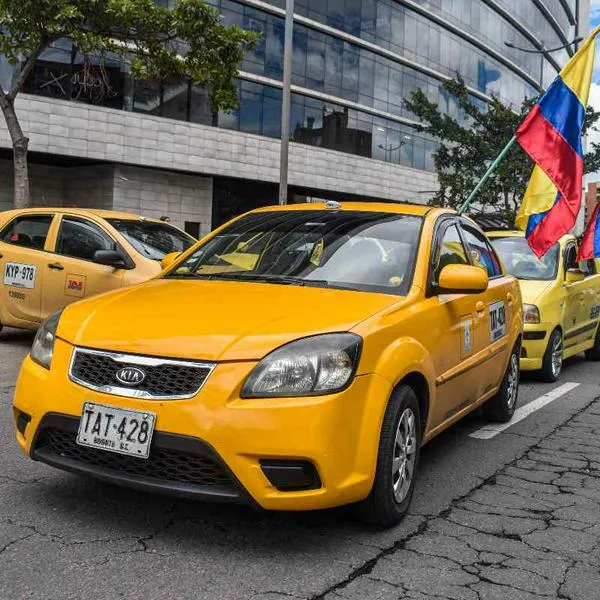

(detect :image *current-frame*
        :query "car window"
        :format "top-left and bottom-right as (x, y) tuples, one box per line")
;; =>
(490, 237), (559, 281)
(564, 244), (578, 272)
(106, 219), (195, 260)
(56, 218), (116, 261)
(0, 215), (53, 250)
(167, 210), (423, 296)
(432, 223), (468, 281)
(460, 224), (502, 278)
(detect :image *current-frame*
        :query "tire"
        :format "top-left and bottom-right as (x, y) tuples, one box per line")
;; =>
(356, 385), (421, 528)
(539, 329), (563, 383)
(585, 325), (600, 361)
(482, 344), (520, 423)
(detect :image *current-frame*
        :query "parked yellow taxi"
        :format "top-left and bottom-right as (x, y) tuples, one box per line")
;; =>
(0, 208), (195, 333)
(488, 230), (600, 382)
(13, 203), (522, 526)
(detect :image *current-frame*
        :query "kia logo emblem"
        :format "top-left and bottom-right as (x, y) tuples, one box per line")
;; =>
(115, 366), (146, 386)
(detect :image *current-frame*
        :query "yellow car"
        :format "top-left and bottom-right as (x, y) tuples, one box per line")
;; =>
(0, 208), (195, 334)
(488, 230), (600, 382)
(13, 203), (522, 526)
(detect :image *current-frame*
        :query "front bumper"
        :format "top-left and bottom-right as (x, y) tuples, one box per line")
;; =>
(519, 323), (550, 371)
(13, 339), (392, 511)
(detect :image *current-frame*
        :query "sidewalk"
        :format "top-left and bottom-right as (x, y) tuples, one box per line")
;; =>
(324, 396), (600, 600)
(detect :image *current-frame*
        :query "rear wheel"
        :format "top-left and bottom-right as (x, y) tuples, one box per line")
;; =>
(356, 385), (421, 528)
(585, 325), (600, 361)
(482, 345), (519, 423)
(540, 329), (563, 382)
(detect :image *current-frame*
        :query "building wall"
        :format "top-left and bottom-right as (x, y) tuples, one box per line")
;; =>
(0, 94), (438, 207)
(0, 160), (65, 213)
(113, 165), (213, 235)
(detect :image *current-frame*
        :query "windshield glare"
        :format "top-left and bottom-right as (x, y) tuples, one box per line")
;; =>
(107, 219), (195, 260)
(166, 211), (423, 295)
(490, 236), (559, 281)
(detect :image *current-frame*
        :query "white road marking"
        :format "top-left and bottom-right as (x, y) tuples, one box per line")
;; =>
(469, 382), (581, 440)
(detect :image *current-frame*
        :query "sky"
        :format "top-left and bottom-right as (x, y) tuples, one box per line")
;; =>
(588, 0), (600, 171)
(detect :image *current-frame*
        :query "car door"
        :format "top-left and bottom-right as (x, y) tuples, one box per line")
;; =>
(459, 220), (514, 398)
(562, 242), (589, 349)
(40, 215), (127, 319)
(0, 213), (56, 325)
(426, 218), (482, 429)
(576, 252), (600, 348)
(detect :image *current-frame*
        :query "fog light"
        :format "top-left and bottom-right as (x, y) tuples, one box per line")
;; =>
(260, 459), (321, 491)
(14, 409), (31, 436)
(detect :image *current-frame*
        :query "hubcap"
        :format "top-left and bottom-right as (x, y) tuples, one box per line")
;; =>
(392, 408), (417, 503)
(551, 334), (563, 378)
(506, 353), (519, 410)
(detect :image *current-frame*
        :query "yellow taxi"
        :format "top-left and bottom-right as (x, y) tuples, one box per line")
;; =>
(13, 203), (522, 526)
(488, 230), (600, 382)
(0, 208), (195, 334)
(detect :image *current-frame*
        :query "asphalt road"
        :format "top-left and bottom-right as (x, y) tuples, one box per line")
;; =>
(1, 327), (599, 600)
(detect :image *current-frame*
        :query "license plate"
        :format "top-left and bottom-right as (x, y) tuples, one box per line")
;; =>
(77, 402), (156, 459)
(3, 262), (37, 289)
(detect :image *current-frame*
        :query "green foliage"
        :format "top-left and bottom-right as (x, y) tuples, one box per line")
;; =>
(404, 76), (600, 218)
(0, 0), (260, 110)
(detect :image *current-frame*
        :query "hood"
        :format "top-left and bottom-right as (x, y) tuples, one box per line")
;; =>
(58, 279), (400, 361)
(517, 279), (555, 305)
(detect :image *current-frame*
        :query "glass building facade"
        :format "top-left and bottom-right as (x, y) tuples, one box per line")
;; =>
(19, 0), (581, 175)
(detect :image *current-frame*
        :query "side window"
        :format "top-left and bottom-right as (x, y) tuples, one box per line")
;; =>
(0, 215), (53, 250)
(433, 223), (469, 281)
(461, 224), (502, 278)
(564, 244), (578, 272)
(56, 218), (116, 261)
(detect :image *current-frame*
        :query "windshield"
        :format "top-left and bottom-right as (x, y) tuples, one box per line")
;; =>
(490, 236), (559, 281)
(166, 210), (423, 295)
(107, 219), (195, 260)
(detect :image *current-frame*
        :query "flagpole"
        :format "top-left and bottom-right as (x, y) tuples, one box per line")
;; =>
(457, 135), (517, 215)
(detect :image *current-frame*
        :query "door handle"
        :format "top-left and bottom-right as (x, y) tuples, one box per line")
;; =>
(48, 262), (64, 271)
(0, 252), (3, 259)
(475, 301), (486, 315)
(507, 293), (514, 305)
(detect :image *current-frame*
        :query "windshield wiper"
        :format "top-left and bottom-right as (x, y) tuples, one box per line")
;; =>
(216, 273), (330, 287)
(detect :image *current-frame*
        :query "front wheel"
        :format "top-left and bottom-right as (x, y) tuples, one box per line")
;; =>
(585, 325), (600, 361)
(355, 385), (421, 528)
(483, 344), (520, 423)
(540, 329), (563, 382)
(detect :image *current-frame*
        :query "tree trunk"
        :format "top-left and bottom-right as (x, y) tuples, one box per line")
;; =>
(0, 94), (30, 209)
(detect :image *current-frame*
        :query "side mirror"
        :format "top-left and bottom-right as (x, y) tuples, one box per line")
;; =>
(161, 251), (181, 270)
(437, 264), (489, 294)
(93, 250), (126, 269)
(565, 268), (585, 284)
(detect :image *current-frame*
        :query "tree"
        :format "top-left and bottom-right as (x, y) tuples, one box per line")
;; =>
(404, 76), (600, 220)
(0, 0), (259, 208)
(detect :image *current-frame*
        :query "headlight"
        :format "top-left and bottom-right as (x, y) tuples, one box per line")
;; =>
(30, 310), (62, 369)
(242, 333), (362, 398)
(523, 304), (540, 324)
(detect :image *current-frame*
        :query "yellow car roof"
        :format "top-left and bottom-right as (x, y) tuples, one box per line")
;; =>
(250, 201), (448, 218)
(0, 207), (162, 222)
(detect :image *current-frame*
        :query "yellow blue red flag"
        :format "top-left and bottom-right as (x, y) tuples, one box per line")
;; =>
(515, 26), (600, 257)
(578, 203), (600, 260)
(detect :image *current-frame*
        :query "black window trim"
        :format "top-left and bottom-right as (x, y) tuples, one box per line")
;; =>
(0, 213), (56, 254)
(54, 214), (135, 269)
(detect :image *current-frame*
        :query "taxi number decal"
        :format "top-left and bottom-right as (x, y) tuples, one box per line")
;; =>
(8, 290), (25, 301)
(591, 304), (600, 320)
(3, 262), (37, 289)
(489, 300), (506, 342)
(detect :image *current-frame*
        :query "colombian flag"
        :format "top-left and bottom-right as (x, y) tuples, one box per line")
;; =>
(578, 203), (600, 260)
(515, 26), (600, 257)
